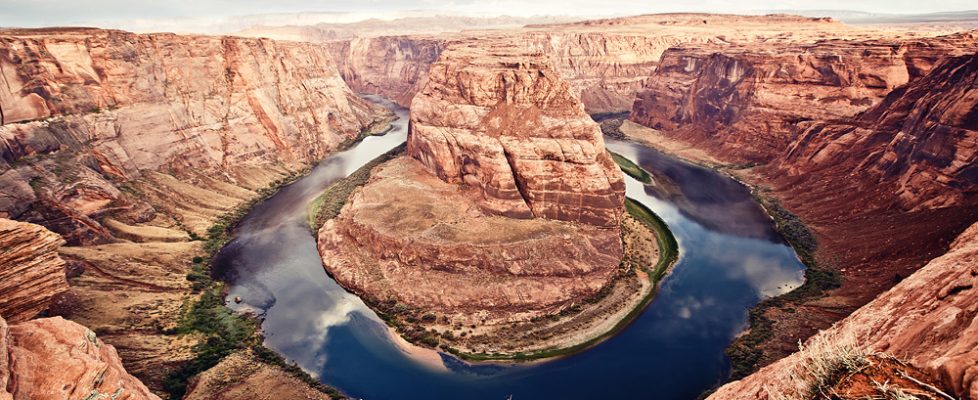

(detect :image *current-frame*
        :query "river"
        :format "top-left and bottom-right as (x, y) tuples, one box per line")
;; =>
(213, 96), (806, 400)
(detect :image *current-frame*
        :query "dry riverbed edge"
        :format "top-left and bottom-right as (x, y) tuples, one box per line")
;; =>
(309, 149), (679, 362)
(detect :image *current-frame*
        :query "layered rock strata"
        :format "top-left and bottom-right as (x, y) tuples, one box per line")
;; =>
(0, 28), (385, 243)
(0, 218), (68, 323)
(709, 220), (978, 400)
(0, 315), (159, 400)
(0, 27), (390, 394)
(631, 32), (978, 162)
(408, 42), (625, 227)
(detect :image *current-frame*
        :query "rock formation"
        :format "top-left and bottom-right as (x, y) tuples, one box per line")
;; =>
(631, 32), (978, 162)
(0, 28), (386, 243)
(708, 220), (978, 400)
(0, 314), (159, 400)
(0, 218), (68, 323)
(408, 42), (625, 227)
(318, 41), (633, 355)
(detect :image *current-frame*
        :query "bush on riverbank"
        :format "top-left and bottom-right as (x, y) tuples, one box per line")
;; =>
(610, 151), (653, 184)
(724, 191), (842, 379)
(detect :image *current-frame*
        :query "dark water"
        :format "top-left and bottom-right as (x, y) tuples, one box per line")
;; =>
(214, 97), (805, 400)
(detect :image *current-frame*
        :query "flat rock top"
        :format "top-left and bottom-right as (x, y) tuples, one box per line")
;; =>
(351, 156), (596, 247)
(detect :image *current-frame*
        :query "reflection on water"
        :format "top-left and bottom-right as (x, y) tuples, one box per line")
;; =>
(215, 97), (806, 400)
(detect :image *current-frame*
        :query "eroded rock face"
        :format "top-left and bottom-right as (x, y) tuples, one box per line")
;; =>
(0, 28), (384, 243)
(776, 52), (978, 211)
(631, 32), (978, 162)
(326, 36), (446, 107)
(0, 218), (68, 323)
(0, 315), (159, 400)
(408, 41), (625, 227)
(709, 221), (978, 400)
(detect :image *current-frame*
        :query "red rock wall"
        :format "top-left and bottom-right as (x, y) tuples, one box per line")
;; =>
(0, 28), (385, 243)
(407, 41), (625, 227)
(0, 218), (67, 323)
(0, 315), (159, 400)
(709, 220), (978, 400)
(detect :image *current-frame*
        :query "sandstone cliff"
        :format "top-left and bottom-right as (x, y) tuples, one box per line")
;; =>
(0, 218), (67, 323)
(408, 41), (625, 227)
(0, 28), (385, 243)
(323, 14), (861, 112)
(0, 315), (159, 400)
(709, 220), (978, 400)
(631, 32), (978, 162)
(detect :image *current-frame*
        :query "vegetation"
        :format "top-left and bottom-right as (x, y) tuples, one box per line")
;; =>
(163, 169), (346, 400)
(610, 151), (653, 184)
(307, 143), (406, 230)
(725, 191), (842, 379)
(625, 198), (679, 283)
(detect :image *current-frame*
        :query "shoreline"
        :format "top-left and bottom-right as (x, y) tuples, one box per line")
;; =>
(310, 147), (681, 364)
(606, 117), (841, 381)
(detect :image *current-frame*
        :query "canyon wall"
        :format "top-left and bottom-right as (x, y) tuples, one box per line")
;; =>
(0, 28), (389, 394)
(631, 32), (978, 162)
(324, 14), (849, 112)
(0, 218), (67, 323)
(0, 28), (385, 243)
(709, 220), (978, 400)
(628, 33), (978, 373)
(325, 36), (446, 107)
(0, 315), (159, 400)
(408, 41), (625, 227)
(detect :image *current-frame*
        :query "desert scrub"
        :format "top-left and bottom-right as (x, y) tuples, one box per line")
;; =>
(307, 143), (406, 230)
(610, 151), (653, 184)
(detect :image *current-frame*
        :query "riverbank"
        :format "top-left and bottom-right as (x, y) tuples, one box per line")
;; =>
(604, 116), (841, 380)
(308, 147), (680, 363)
(162, 111), (400, 399)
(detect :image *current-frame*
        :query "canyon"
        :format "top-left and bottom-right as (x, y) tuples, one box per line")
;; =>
(0, 27), (392, 397)
(0, 10), (975, 400)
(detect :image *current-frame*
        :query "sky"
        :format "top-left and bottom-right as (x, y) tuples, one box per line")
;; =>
(2, 0), (976, 32)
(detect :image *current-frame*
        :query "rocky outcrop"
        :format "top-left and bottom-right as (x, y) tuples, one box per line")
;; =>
(709, 220), (978, 400)
(408, 41), (625, 227)
(631, 32), (978, 162)
(319, 157), (622, 320)
(318, 41), (635, 355)
(0, 218), (68, 323)
(0, 28), (385, 243)
(0, 314), (159, 400)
